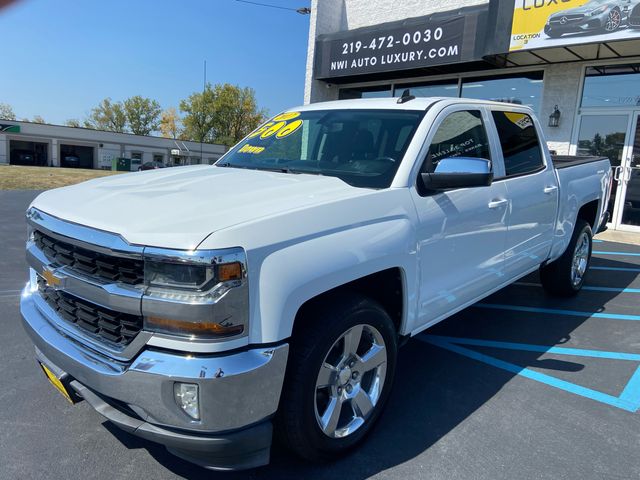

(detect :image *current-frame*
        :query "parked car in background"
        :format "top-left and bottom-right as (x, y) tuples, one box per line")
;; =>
(61, 155), (80, 168)
(544, 0), (634, 38)
(629, 1), (640, 26)
(10, 149), (36, 166)
(139, 160), (166, 171)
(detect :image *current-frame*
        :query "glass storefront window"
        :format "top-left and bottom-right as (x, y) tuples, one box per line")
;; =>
(339, 85), (392, 100)
(461, 73), (544, 114)
(576, 114), (628, 221)
(338, 72), (544, 113)
(393, 80), (458, 98)
(582, 64), (640, 108)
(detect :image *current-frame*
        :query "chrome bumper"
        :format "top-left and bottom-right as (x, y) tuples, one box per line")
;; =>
(21, 286), (289, 434)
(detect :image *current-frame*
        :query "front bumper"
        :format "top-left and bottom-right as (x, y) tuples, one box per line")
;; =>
(21, 287), (289, 470)
(544, 13), (609, 35)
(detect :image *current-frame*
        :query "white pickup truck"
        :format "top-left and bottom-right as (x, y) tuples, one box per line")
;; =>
(21, 97), (612, 470)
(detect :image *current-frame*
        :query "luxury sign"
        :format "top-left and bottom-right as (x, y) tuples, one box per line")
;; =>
(314, 16), (467, 79)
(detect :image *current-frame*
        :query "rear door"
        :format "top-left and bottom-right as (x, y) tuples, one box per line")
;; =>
(410, 105), (509, 328)
(489, 109), (558, 280)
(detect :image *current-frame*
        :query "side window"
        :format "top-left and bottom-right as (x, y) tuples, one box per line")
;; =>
(423, 110), (491, 173)
(491, 111), (544, 177)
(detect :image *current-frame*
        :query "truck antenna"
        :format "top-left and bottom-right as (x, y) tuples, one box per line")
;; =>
(397, 89), (416, 104)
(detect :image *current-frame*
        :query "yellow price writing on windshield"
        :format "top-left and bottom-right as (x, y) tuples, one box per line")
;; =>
(248, 122), (274, 139)
(246, 112), (303, 141)
(272, 111), (301, 122)
(260, 121), (287, 139)
(276, 119), (303, 138)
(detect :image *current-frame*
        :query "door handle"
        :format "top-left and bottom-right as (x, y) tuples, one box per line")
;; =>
(613, 165), (622, 181)
(488, 199), (508, 209)
(543, 185), (558, 194)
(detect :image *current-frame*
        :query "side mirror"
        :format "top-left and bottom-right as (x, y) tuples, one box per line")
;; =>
(420, 157), (493, 191)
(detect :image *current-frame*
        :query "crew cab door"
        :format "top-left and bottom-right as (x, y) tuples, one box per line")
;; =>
(410, 106), (509, 329)
(488, 109), (557, 280)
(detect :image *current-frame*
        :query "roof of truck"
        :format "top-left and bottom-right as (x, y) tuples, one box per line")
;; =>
(288, 97), (534, 114)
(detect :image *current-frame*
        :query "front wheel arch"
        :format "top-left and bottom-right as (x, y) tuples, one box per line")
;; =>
(275, 291), (398, 461)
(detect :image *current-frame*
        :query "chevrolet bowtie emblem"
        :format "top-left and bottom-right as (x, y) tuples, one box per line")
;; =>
(42, 268), (62, 288)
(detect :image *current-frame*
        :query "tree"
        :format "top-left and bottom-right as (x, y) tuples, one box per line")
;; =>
(180, 85), (218, 143)
(65, 119), (81, 128)
(180, 83), (266, 146)
(32, 115), (46, 124)
(85, 98), (127, 132)
(159, 107), (181, 139)
(123, 95), (162, 136)
(0, 102), (16, 120)
(211, 84), (266, 146)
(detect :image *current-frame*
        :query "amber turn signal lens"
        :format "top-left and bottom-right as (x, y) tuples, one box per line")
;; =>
(145, 316), (244, 338)
(218, 262), (243, 282)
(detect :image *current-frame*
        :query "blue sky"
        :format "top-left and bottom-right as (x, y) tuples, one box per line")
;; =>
(0, 0), (310, 125)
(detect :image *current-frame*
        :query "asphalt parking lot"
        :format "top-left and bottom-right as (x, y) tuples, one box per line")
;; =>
(1, 189), (639, 480)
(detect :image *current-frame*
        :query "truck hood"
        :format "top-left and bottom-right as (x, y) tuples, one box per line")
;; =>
(30, 165), (369, 249)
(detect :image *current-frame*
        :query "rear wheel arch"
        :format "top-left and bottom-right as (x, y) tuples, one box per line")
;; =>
(577, 199), (599, 231)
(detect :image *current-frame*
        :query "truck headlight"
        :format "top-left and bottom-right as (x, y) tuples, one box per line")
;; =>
(145, 261), (215, 291)
(144, 260), (242, 291)
(142, 247), (248, 339)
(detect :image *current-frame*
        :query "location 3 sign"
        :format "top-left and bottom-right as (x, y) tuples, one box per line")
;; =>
(314, 16), (467, 79)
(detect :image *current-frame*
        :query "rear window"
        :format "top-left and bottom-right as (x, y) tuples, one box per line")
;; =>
(492, 111), (544, 177)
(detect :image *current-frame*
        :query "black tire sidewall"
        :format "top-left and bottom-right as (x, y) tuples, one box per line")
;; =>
(541, 219), (593, 296)
(279, 294), (397, 460)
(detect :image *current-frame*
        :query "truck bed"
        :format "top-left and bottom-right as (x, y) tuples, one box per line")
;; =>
(551, 155), (609, 169)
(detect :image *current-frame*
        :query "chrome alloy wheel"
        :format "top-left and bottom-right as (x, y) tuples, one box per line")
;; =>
(314, 324), (387, 439)
(571, 231), (590, 287)
(605, 9), (621, 31)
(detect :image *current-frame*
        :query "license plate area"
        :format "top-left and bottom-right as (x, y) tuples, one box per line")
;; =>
(39, 362), (78, 404)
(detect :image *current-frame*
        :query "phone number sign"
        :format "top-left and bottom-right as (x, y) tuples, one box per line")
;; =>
(314, 16), (466, 79)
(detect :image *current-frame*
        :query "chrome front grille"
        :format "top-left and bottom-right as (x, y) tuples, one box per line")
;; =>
(37, 276), (143, 345)
(33, 230), (144, 286)
(549, 14), (584, 23)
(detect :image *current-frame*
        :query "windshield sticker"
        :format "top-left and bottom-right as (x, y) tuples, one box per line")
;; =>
(504, 112), (533, 129)
(245, 112), (303, 141)
(260, 121), (287, 139)
(247, 122), (274, 139)
(272, 111), (301, 122)
(275, 119), (303, 138)
(238, 144), (265, 154)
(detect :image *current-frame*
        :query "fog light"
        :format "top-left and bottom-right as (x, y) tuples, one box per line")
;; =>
(174, 383), (200, 420)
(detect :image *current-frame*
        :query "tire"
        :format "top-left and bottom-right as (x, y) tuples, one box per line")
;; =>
(601, 9), (622, 33)
(275, 292), (397, 462)
(540, 219), (593, 297)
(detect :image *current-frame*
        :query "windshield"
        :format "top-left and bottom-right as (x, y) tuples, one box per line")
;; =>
(217, 109), (425, 188)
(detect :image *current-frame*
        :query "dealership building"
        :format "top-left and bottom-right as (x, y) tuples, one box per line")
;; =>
(304, 0), (640, 230)
(0, 121), (227, 170)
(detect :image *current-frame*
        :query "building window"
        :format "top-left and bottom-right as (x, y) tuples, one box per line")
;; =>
(491, 111), (543, 177)
(394, 80), (458, 98)
(131, 152), (143, 160)
(461, 72), (544, 114)
(339, 85), (392, 100)
(582, 64), (640, 108)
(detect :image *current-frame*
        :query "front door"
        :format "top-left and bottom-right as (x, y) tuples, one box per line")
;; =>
(613, 113), (640, 231)
(411, 107), (509, 329)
